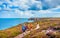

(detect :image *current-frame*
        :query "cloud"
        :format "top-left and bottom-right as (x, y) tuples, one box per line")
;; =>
(0, 0), (60, 18)
(0, 0), (60, 10)
(0, 8), (60, 18)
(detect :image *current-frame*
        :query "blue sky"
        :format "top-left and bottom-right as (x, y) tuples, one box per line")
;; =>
(0, 0), (60, 18)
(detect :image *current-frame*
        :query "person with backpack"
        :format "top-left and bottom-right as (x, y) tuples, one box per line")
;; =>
(22, 24), (27, 32)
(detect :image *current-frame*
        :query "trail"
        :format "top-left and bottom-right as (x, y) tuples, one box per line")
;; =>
(14, 24), (40, 38)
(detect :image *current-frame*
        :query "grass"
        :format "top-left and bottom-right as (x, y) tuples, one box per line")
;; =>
(0, 24), (22, 38)
(24, 18), (60, 38)
(0, 18), (60, 38)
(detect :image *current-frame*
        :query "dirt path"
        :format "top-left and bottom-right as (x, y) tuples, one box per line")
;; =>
(14, 31), (30, 38)
(14, 24), (40, 38)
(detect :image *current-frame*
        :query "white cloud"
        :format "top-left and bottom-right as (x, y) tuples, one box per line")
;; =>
(0, 8), (60, 18)
(0, 0), (60, 18)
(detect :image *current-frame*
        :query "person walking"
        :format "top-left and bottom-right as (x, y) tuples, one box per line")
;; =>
(22, 24), (27, 32)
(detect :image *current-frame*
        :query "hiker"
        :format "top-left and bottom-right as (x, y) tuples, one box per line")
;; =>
(46, 29), (55, 38)
(22, 24), (27, 32)
(35, 24), (40, 29)
(27, 23), (34, 30)
(25, 24), (29, 30)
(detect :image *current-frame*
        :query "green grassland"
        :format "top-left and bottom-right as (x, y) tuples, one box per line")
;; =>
(0, 18), (60, 38)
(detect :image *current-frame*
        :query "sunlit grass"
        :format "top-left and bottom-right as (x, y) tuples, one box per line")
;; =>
(0, 18), (60, 38)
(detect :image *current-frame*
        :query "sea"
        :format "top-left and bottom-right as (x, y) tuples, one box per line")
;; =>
(0, 18), (33, 30)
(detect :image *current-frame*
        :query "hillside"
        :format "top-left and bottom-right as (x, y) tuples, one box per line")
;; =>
(0, 18), (60, 38)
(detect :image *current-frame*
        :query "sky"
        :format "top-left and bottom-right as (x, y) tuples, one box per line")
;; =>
(0, 0), (60, 18)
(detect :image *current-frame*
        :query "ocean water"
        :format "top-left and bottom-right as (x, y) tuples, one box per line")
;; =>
(0, 18), (33, 30)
